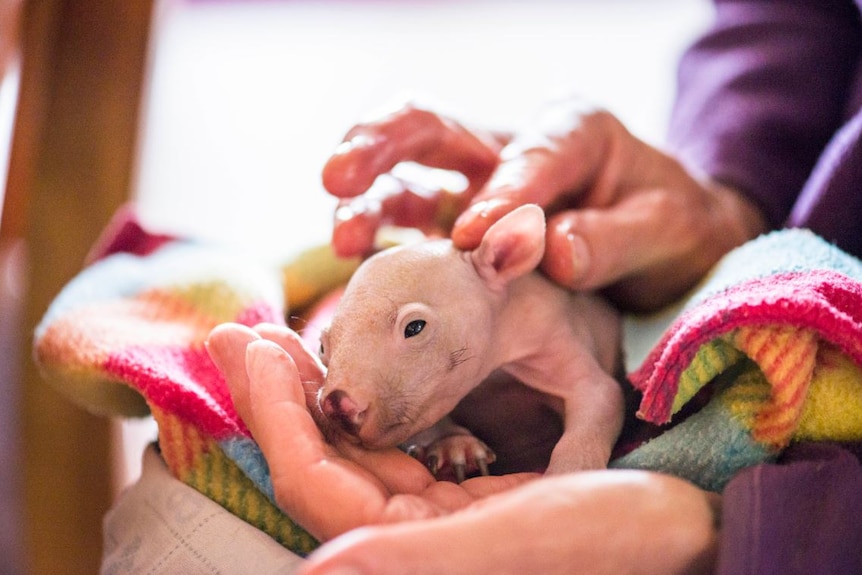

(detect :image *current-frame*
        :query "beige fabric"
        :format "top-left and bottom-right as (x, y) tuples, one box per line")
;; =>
(102, 444), (305, 574)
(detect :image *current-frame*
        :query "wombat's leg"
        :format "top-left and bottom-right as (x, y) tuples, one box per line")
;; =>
(546, 369), (626, 474)
(403, 417), (496, 483)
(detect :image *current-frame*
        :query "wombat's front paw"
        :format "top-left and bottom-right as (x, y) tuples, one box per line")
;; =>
(407, 435), (496, 483)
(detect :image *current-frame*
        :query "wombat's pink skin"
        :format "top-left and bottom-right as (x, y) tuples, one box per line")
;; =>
(317, 204), (625, 476)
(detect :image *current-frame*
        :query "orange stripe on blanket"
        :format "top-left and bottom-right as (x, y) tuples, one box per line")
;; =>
(149, 406), (319, 552)
(730, 325), (818, 448)
(150, 405), (211, 482)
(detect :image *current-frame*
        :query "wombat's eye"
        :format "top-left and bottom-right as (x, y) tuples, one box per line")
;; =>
(404, 319), (426, 338)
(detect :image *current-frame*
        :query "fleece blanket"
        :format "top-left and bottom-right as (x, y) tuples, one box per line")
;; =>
(33, 210), (862, 553)
(611, 229), (862, 490)
(34, 208), (358, 555)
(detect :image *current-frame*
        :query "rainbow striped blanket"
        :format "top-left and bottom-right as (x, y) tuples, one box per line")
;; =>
(611, 229), (862, 489)
(33, 209), (862, 553)
(34, 209), (357, 555)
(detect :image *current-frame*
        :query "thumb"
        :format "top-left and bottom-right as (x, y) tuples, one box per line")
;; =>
(298, 515), (499, 575)
(452, 147), (595, 250)
(451, 104), (616, 250)
(298, 473), (541, 575)
(540, 189), (707, 309)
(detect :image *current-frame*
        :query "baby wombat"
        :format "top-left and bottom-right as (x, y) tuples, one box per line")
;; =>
(317, 204), (625, 480)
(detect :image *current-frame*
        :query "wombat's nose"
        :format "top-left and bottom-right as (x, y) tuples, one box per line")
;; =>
(321, 389), (366, 436)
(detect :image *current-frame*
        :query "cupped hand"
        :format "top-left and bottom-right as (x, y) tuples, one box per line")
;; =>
(206, 322), (720, 575)
(299, 468), (721, 575)
(323, 98), (767, 311)
(205, 322), (537, 543)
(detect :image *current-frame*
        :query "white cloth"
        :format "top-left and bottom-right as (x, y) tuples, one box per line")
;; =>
(102, 444), (306, 574)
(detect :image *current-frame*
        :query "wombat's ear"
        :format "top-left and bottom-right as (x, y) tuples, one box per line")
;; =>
(471, 204), (546, 288)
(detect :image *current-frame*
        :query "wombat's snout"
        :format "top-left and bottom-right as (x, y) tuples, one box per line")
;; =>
(320, 389), (366, 436)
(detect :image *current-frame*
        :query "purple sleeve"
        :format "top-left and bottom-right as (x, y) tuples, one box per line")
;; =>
(718, 443), (862, 575)
(666, 0), (862, 229)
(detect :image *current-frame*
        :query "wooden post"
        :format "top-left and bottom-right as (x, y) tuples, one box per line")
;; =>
(4, 1), (154, 572)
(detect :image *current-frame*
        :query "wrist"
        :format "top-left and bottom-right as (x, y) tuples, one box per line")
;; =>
(709, 180), (769, 243)
(699, 177), (769, 269)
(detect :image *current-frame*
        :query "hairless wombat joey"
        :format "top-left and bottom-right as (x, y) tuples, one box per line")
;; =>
(317, 204), (626, 481)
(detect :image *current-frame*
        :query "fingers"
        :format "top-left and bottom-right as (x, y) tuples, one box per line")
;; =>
(207, 323), (313, 443)
(242, 331), (401, 540)
(322, 103), (502, 199)
(336, 442), (439, 497)
(207, 323), (378, 539)
(244, 338), (390, 540)
(324, 102), (503, 258)
(452, 103), (626, 251)
(206, 323), (261, 434)
(250, 323), (441, 495)
(253, 322), (326, 412)
(207, 323), (445, 540)
(331, 174), (469, 258)
(299, 471), (719, 575)
(541, 196), (679, 294)
(331, 196), (383, 259)
(297, 474), (574, 575)
(540, 178), (766, 311)
(440, 98), (766, 310)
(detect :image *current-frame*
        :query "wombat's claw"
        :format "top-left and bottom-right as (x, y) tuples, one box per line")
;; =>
(477, 456), (489, 477)
(405, 444), (424, 460)
(454, 462), (466, 484)
(422, 435), (496, 483)
(426, 454), (440, 476)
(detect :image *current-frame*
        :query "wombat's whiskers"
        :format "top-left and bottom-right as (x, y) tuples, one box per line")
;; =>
(448, 347), (473, 371)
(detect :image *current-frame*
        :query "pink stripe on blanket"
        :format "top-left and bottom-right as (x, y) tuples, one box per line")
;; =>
(631, 270), (862, 424)
(99, 301), (282, 439)
(103, 344), (250, 439)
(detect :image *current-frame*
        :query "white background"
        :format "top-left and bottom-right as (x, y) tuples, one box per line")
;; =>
(121, 0), (712, 486)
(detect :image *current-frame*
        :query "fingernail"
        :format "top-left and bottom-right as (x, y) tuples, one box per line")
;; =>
(207, 324), (260, 362)
(545, 219), (593, 289)
(567, 230), (590, 282)
(454, 197), (510, 228)
(486, 156), (529, 189)
(246, 339), (288, 376)
(204, 339), (224, 372)
(333, 134), (378, 156)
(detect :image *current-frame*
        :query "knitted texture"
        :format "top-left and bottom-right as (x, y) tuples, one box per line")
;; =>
(33, 211), (320, 554)
(33, 210), (862, 543)
(613, 229), (862, 490)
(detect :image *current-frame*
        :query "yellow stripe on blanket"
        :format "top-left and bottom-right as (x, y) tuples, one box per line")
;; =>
(151, 405), (318, 553)
(669, 323), (862, 452)
(671, 340), (744, 414)
(796, 343), (862, 442)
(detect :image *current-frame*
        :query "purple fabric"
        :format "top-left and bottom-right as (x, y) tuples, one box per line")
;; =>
(667, 2), (862, 571)
(788, 110), (862, 255)
(667, 0), (862, 256)
(718, 443), (862, 575)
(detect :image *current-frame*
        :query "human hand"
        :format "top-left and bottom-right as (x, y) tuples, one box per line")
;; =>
(323, 99), (767, 311)
(206, 322), (719, 574)
(205, 322), (537, 542)
(299, 468), (721, 575)
(322, 102), (508, 258)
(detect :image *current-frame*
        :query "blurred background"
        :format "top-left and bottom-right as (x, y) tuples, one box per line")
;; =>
(0, 0), (710, 572)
